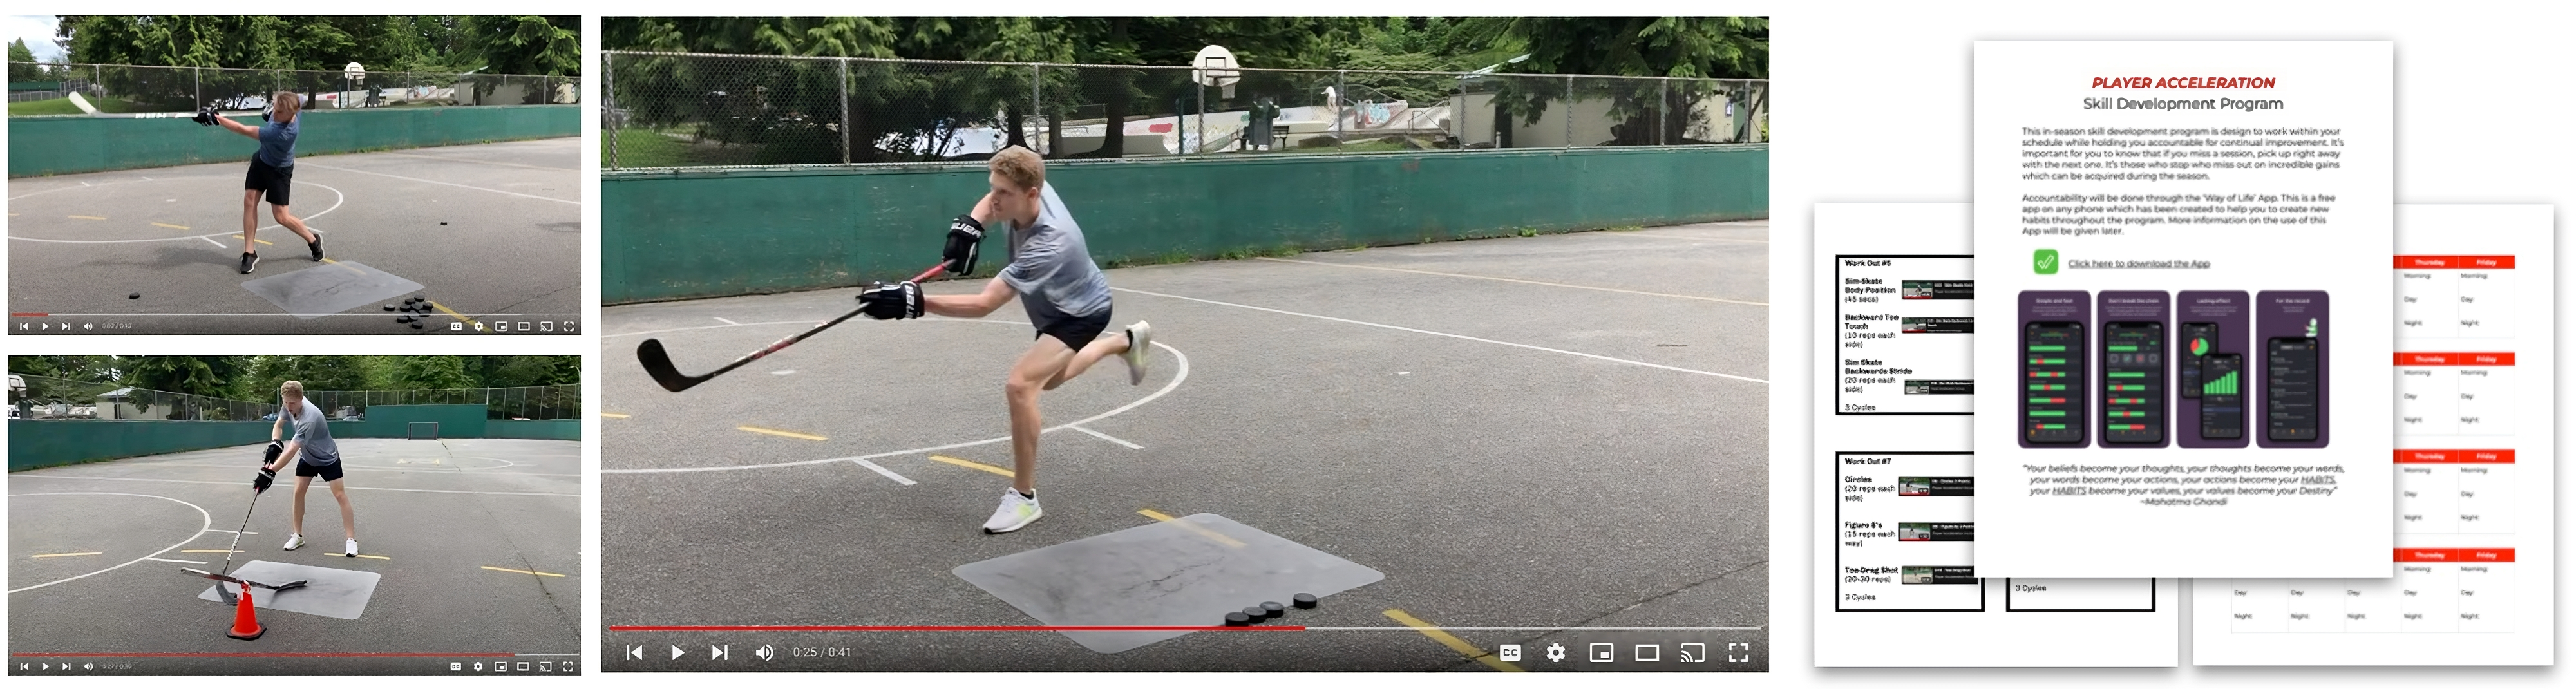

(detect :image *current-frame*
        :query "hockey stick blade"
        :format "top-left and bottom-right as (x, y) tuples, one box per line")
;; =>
(636, 338), (708, 392)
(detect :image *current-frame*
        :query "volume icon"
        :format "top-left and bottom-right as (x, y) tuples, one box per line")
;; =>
(754, 645), (775, 661)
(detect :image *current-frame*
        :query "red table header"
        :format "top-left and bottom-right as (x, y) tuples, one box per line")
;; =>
(2394, 352), (2516, 366)
(2394, 255), (2516, 269)
(2396, 548), (2515, 562)
(2394, 449), (2515, 464)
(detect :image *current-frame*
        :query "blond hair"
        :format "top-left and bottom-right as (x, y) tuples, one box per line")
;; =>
(281, 380), (305, 400)
(989, 146), (1044, 191)
(271, 91), (301, 122)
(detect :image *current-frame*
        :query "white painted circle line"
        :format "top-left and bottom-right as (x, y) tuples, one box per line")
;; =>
(7, 492), (213, 594)
(603, 341), (1189, 475)
(1113, 286), (1767, 384)
(7, 182), (346, 244)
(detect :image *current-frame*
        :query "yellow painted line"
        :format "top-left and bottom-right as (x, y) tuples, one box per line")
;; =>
(32, 552), (104, 558)
(319, 257), (364, 276)
(152, 222), (190, 230)
(1383, 609), (1523, 672)
(332, 553), (392, 560)
(600, 412), (630, 419)
(1137, 509), (1246, 548)
(738, 426), (828, 442)
(180, 549), (244, 554)
(69, 214), (107, 220)
(482, 565), (566, 578)
(426, 301), (486, 332)
(928, 454), (1014, 477)
(230, 234), (276, 246)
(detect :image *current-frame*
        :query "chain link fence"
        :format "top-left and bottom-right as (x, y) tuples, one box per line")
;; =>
(8, 62), (580, 114)
(6, 376), (578, 422)
(8, 374), (272, 421)
(301, 384), (582, 421)
(603, 51), (1765, 169)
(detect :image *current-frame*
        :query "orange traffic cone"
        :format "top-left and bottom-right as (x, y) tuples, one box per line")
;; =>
(225, 581), (265, 641)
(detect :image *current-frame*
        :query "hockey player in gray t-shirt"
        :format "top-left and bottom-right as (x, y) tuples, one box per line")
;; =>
(256, 380), (361, 556)
(856, 146), (1157, 535)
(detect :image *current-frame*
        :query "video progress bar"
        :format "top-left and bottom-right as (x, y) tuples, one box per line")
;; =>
(12, 313), (542, 317)
(614, 626), (1299, 632)
(12, 652), (529, 658)
(612, 625), (1761, 632)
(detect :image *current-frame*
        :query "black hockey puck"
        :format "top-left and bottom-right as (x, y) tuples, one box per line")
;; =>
(128, 292), (140, 299)
(1260, 601), (1285, 618)
(396, 316), (412, 323)
(383, 304), (396, 311)
(1241, 607), (1266, 623)
(439, 222), (447, 225)
(1293, 593), (1318, 609)
(408, 297), (423, 304)
(410, 323), (423, 330)
(1223, 612), (1251, 627)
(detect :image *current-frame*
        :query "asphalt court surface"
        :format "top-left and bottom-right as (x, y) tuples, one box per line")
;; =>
(8, 138), (581, 334)
(600, 222), (1770, 671)
(8, 439), (580, 674)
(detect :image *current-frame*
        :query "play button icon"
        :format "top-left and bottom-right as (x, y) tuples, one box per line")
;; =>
(670, 645), (685, 660)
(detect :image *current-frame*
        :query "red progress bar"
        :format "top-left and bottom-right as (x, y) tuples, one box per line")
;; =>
(610, 625), (1305, 632)
(10, 312), (48, 317)
(12, 652), (516, 657)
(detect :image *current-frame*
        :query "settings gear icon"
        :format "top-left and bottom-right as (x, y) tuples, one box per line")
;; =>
(1544, 643), (1567, 663)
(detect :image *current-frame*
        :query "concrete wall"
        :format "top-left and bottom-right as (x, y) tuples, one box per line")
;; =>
(12, 404), (580, 471)
(9, 419), (270, 471)
(603, 145), (1767, 303)
(10, 104), (579, 177)
(327, 404), (489, 439)
(488, 420), (581, 440)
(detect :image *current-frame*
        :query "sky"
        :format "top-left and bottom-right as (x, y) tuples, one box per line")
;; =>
(6, 15), (65, 62)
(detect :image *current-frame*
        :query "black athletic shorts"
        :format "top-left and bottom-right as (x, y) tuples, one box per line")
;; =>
(292, 457), (343, 482)
(1024, 296), (1112, 351)
(245, 158), (294, 205)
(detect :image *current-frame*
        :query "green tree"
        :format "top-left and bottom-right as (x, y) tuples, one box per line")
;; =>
(8, 355), (115, 383)
(1462, 17), (1766, 145)
(8, 39), (41, 82)
(372, 355), (478, 392)
(460, 16), (580, 76)
(242, 355), (372, 399)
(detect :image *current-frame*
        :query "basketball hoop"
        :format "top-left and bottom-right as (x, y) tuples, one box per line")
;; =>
(1192, 45), (1240, 99)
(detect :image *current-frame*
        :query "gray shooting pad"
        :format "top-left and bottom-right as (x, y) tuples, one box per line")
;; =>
(952, 513), (1384, 654)
(240, 260), (424, 319)
(194, 560), (381, 619)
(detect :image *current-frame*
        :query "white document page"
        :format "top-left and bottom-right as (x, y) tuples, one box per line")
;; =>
(1971, 41), (2395, 577)
(1814, 203), (2177, 667)
(2192, 205), (2555, 665)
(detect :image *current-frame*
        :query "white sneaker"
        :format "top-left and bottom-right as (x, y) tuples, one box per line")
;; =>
(1119, 321), (1153, 386)
(981, 488), (1043, 534)
(344, 539), (360, 557)
(282, 533), (305, 551)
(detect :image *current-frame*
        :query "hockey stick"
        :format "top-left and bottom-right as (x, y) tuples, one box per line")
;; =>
(637, 263), (948, 392)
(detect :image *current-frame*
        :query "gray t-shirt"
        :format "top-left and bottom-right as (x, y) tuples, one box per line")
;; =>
(998, 184), (1112, 317)
(286, 401), (339, 465)
(255, 118), (298, 168)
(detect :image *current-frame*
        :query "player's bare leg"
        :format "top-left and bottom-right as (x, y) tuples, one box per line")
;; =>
(1007, 338), (1077, 493)
(271, 203), (321, 260)
(289, 475), (313, 542)
(985, 337), (1074, 534)
(329, 479), (357, 554)
(1043, 334), (1128, 390)
(239, 189), (263, 252)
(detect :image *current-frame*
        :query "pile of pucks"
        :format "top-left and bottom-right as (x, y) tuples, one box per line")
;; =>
(386, 296), (437, 330)
(1223, 593), (1321, 626)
